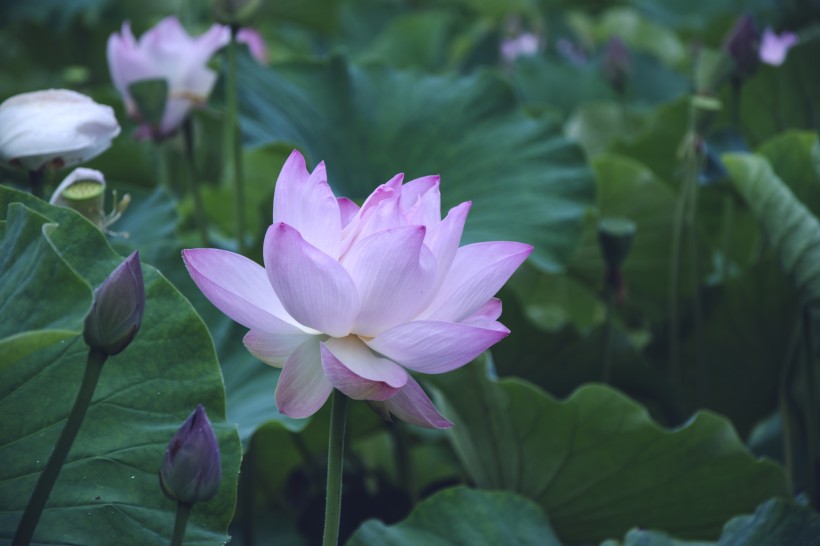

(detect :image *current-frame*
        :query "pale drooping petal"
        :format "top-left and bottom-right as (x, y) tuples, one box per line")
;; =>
(367, 319), (508, 374)
(342, 225), (437, 336)
(418, 241), (533, 322)
(275, 338), (332, 418)
(321, 336), (407, 400)
(243, 329), (318, 368)
(183, 248), (305, 333)
(377, 375), (453, 429)
(264, 223), (360, 337)
(0, 89), (120, 171)
(237, 28), (269, 64)
(273, 150), (342, 258)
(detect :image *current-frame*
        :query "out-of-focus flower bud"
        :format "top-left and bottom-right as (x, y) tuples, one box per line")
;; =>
(602, 37), (631, 95)
(723, 15), (760, 82)
(500, 32), (541, 65)
(49, 168), (130, 230)
(0, 89), (120, 171)
(160, 405), (222, 505)
(214, 0), (261, 24)
(759, 27), (798, 66)
(83, 251), (144, 356)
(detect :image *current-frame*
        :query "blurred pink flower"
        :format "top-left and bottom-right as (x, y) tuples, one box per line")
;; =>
(107, 17), (229, 139)
(500, 32), (540, 64)
(759, 27), (798, 66)
(237, 28), (269, 65)
(183, 150), (532, 428)
(0, 89), (120, 171)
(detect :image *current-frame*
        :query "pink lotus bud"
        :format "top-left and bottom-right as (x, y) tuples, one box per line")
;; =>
(0, 89), (120, 171)
(500, 32), (540, 65)
(160, 405), (222, 504)
(759, 27), (798, 66)
(107, 17), (230, 140)
(83, 251), (144, 356)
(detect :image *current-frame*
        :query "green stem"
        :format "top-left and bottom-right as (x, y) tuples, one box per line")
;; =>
(390, 421), (414, 502)
(224, 24), (247, 254)
(13, 349), (108, 546)
(182, 118), (209, 246)
(667, 159), (688, 386)
(601, 287), (616, 384)
(170, 501), (192, 546)
(28, 169), (45, 199)
(684, 157), (707, 404)
(322, 390), (348, 546)
(802, 309), (819, 509)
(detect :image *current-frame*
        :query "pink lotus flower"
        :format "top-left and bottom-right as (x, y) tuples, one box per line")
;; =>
(759, 27), (798, 66)
(183, 150), (532, 428)
(107, 17), (230, 139)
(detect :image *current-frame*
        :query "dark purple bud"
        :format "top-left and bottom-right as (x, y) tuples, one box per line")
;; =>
(160, 405), (222, 505)
(602, 37), (631, 95)
(83, 251), (144, 356)
(723, 15), (760, 81)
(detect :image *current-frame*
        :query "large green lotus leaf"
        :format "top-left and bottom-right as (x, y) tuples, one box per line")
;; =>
(346, 486), (561, 546)
(757, 131), (820, 219)
(723, 152), (820, 308)
(0, 187), (240, 545)
(715, 498), (820, 546)
(604, 498), (820, 546)
(237, 54), (594, 272)
(0, 204), (89, 371)
(431, 364), (789, 543)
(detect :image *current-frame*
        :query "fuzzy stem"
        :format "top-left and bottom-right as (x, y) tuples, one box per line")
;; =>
(802, 309), (819, 509)
(601, 287), (617, 384)
(322, 390), (348, 546)
(182, 118), (209, 246)
(28, 169), (45, 199)
(224, 24), (247, 254)
(169, 501), (192, 546)
(13, 349), (108, 546)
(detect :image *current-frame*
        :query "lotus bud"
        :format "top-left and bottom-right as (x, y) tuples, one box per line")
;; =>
(0, 89), (120, 171)
(602, 37), (631, 96)
(723, 15), (760, 82)
(83, 251), (144, 356)
(160, 405), (222, 505)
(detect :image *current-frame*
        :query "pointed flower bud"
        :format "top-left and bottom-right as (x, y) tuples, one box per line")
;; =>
(598, 217), (636, 271)
(160, 405), (222, 505)
(723, 15), (760, 81)
(83, 251), (144, 356)
(602, 36), (631, 95)
(0, 89), (120, 171)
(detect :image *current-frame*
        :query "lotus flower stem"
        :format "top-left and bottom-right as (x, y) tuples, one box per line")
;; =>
(801, 308), (819, 508)
(322, 389), (348, 546)
(13, 348), (108, 546)
(601, 287), (616, 384)
(224, 24), (247, 254)
(28, 168), (44, 199)
(182, 118), (210, 246)
(169, 501), (192, 546)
